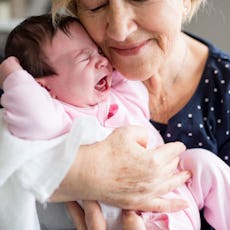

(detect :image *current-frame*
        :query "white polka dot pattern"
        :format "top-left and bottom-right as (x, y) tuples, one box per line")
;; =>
(151, 37), (230, 167)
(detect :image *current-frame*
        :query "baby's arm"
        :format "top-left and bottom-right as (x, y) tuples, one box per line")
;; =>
(0, 57), (71, 140)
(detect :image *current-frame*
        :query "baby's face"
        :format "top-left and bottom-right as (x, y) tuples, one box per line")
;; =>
(42, 22), (113, 107)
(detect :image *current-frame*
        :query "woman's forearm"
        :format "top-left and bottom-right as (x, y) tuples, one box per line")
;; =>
(49, 143), (101, 202)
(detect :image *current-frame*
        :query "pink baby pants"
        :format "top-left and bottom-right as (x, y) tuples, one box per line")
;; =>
(141, 148), (230, 230)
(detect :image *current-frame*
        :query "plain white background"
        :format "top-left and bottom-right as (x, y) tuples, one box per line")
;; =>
(185, 0), (230, 53)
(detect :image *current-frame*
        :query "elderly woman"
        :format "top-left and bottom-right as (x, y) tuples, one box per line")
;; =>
(0, 0), (229, 229)
(49, 0), (230, 229)
(52, 0), (230, 163)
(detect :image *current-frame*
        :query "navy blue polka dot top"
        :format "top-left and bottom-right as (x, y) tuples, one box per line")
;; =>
(151, 33), (230, 166)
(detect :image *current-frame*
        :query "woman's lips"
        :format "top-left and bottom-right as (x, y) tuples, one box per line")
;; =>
(110, 40), (150, 56)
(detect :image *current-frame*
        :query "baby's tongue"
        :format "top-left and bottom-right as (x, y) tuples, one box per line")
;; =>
(95, 77), (106, 92)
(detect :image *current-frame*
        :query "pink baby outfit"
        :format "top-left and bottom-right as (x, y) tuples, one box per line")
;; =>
(1, 70), (230, 230)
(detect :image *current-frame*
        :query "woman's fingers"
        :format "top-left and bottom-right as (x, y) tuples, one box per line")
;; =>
(65, 201), (106, 230)
(132, 196), (189, 213)
(151, 141), (186, 165)
(65, 201), (87, 230)
(83, 200), (106, 230)
(122, 210), (145, 230)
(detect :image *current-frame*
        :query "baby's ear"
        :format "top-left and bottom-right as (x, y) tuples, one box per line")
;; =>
(36, 77), (49, 89)
(36, 77), (51, 93)
(36, 76), (57, 99)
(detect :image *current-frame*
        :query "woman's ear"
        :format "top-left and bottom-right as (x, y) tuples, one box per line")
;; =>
(182, 0), (192, 23)
(183, 0), (192, 15)
(36, 77), (57, 98)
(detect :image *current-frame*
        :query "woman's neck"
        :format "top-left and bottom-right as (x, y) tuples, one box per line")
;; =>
(143, 73), (180, 124)
(144, 33), (209, 124)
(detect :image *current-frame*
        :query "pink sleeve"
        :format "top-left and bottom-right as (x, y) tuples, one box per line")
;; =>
(111, 71), (150, 119)
(1, 70), (72, 140)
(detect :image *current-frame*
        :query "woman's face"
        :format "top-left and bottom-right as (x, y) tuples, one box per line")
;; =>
(76, 0), (186, 80)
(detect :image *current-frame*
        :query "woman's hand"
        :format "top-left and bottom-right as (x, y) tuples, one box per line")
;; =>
(0, 56), (22, 88)
(51, 126), (190, 213)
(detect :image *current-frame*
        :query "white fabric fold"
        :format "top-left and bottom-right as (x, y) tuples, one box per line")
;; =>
(0, 111), (109, 230)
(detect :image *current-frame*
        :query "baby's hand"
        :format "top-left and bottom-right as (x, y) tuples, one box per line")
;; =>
(0, 56), (22, 88)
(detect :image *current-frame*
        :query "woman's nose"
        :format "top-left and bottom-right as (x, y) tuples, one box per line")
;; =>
(106, 2), (137, 41)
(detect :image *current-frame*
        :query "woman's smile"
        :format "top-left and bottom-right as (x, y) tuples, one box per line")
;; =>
(110, 40), (152, 56)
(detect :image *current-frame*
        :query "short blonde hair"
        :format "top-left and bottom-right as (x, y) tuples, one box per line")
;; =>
(51, 0), (207, 24)
(51, 0), (77, 23)
(187, 0), (207, 23)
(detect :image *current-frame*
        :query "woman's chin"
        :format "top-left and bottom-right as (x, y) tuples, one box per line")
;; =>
(118, 65), (154, 81)
(112, 56), (155, 80)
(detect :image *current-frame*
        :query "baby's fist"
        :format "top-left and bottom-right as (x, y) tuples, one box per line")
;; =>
(0, 56), (22, 88)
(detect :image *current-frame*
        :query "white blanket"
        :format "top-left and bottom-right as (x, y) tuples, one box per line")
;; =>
(0, 111), (109, 230)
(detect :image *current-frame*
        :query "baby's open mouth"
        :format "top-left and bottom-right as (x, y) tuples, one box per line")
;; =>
(95, 76), (108, 92)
